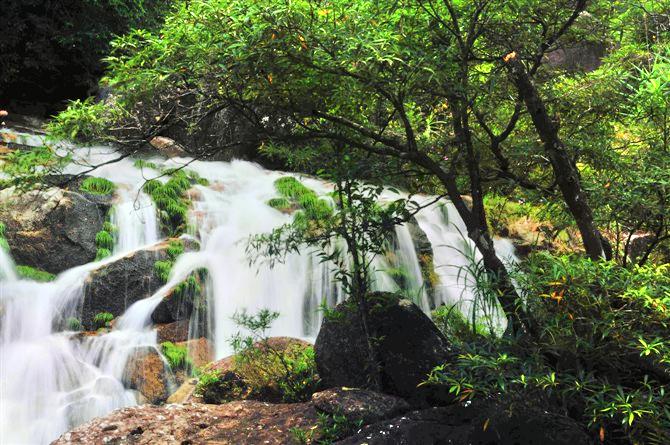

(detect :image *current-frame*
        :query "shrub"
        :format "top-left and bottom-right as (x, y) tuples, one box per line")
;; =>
(230, 309), (321, 403)
(93, 312), (114, 329)
(425, 253), (670, 444)
(160, 341), (191, 370)
(16, 265), (56, 282)
(195, 368), (248, 404)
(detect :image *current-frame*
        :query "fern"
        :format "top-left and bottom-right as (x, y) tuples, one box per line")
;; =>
(80, 177), (116, 195)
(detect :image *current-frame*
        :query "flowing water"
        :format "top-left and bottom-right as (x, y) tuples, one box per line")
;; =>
(0, 131), (516, 444)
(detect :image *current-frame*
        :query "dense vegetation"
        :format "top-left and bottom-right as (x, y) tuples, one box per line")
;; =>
(13, 0), (670, 442)
(0, 0), (166, 114)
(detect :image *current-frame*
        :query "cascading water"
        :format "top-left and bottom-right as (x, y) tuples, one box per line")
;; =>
(0, 131), (516, 444)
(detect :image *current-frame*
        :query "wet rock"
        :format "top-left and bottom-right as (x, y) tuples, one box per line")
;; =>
(81, 241), (168, 329)
(149, 136), (187, 158)
(156, 320), (191, 343)
(177, 337), (214, 369)
(312, 387), (410, 424)
(52, 401), (320, 445)
(150, 286), (194, 324)
(335, 399), (591, 445)
(315, 293), (453, 404)
(166, 378), (199, 404)
(81, 239), (199, 329)
(123, 346), (172, 405)
(0, 186), (109, 274)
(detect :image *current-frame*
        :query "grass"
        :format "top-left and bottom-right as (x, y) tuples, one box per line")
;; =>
(66, 317), (82, 331)
(94, 225), (116, 260)
(160, 341), (191, 370)
(16, 265), (56, 282)
(80, 177), (116, 195)
(143, 171), (195, 237)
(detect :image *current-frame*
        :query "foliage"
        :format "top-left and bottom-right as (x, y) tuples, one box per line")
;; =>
(0, 0), (167, 110)
(93, 311), (114, 329)
(80, 176), (116, 195)
(229, 309), (321, 403)
(48, 99), (114, 142)
(0, 146), (71, 190)
(268, 176), (332, 223)
(160, 341), (191, 370)
(94, 227), (116, 260)
(66, 317), (82, 331)
(141, 168), (204, 237)
(426, 253), (670, 444)
(16, 265), (56, 282)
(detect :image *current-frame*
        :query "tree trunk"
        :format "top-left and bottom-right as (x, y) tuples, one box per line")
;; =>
(506, 56), (605, 260)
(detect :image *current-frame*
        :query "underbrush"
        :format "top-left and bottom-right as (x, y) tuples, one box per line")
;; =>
(196, 309), (320, 404)
(427, 253), (670, 444)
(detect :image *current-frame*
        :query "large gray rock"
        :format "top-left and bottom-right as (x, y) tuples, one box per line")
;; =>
(315, 292), (453, 404)
(0, 186), (109, 274)
(335, 399), (591, 445)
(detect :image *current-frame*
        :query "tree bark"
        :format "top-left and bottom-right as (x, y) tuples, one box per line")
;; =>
(505, 56), (605, 260)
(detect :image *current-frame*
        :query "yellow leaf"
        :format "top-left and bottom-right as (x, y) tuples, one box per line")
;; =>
(483, 418), (490, 431)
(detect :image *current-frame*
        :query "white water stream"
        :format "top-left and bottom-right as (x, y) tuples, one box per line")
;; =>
(0, 132), (516, 444)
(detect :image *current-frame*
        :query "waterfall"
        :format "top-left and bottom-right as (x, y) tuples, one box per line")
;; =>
(0, 134), (517, 444)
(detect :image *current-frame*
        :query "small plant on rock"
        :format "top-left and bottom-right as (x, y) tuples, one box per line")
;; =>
(93, 311), (114, 329)
(160, 341), (191, 370)
(80, 177), (116, 195)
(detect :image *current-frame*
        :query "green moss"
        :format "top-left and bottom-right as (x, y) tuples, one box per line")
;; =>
(270, 176), (332, 227)
(93, 311), (114, 329)
(154, 260), (172, 282)
(16, 265), (56, 282)
(160, 341), (191, 370)
(80, 177), (116, 195)
(95, 248), (112, 260)
(267, 197), (293, 212)
(133, 159), (159, 170)
(143, 171), (198, 237)
(66, 317), (82, 331)
(0, 222), (6, 238)
(95, 230), (114, 250)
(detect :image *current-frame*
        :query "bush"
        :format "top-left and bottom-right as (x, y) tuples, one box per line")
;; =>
(93, 311), (114, 329)
(426, 253), (670, 444)
(230, 309), (321, 403)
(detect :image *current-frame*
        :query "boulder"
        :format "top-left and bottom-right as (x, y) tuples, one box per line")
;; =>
(123, 347), (173, 404)
(315, 293), (453, 404)
(177, 337), (214, 369)
(81, 239), (197, 329)
(53, 401), (320, 445)
(156, 320), (191, 343)
(312, 387), (410, 425)
(150, 286), (195, 324)
(0, 186), (109, 274)
(335, 399), (591, 445)
(148, 136), (187, 158)
(54, 388), (413, 444)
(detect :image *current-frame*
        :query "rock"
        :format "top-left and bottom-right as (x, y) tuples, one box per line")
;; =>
(312, 387), (410, 424)
(150, 286), (194, 324)
(53, 401), (320, 445)
(54, 387), (414, 444)
(81, 241), (168, 329)
(166, 378), (199, 404)
(315, 293), (453, 404)
(0, 186), (109, 274)
(156, 320), (191, 343)
(81, 239), (198, 329)
(336, 399), (591, 445)
(177, 337), (214, 369)
(122, 346), (173, 404)
(148, 136), (187, 158)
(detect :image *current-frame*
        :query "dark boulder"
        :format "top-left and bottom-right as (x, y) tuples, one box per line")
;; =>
(0, 186), (110, 274)
(336, 399), (591, 445)
(81, 239), (198, 329)
(312, 387), (410, 425)
(315, 292), (453, 404)
(122, 346), (173, 405)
